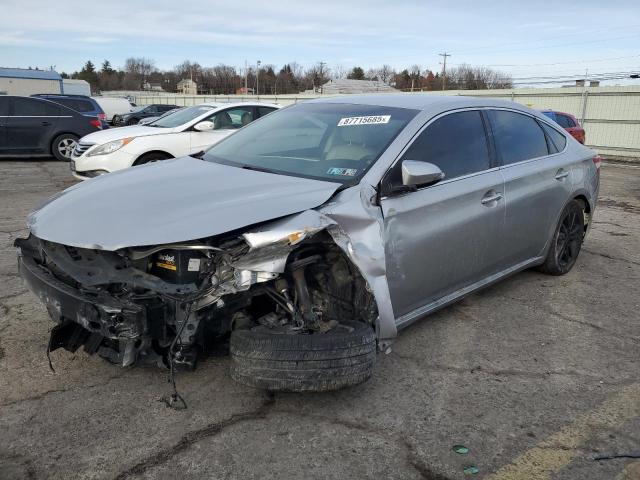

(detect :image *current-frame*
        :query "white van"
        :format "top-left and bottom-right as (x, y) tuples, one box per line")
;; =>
(92, 97), (135, 124)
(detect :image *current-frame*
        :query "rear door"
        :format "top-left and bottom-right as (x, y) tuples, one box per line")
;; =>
(0, 97), (8, 154)
(488, 109), (573, 266)
(189, 106), (256, 152)
(5, 97), (61, 154)
(380, 109), (506, 320)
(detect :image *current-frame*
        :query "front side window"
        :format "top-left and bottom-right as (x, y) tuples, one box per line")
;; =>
(209, 107), (255, 130)
(203, 103), (418, 184)
(0, 97), (9, 116)
(13, 98), (59, 116)
(149, 105), (216, 128)
(397, 110), (491, 182)
(489, 110), (549, 165)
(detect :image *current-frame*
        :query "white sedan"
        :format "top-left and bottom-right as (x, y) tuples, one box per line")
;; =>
(70, 102), (280, 180)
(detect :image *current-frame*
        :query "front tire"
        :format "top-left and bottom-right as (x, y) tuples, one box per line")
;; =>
(537, 200), (585, 275)
(51, 134), (78, 161)
(230, 320), (377, 392)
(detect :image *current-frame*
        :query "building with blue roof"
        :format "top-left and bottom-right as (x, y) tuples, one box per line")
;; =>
(0, 68), (63, 96)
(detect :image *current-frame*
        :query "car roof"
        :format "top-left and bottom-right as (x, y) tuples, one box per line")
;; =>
(306, 94), (530, 113)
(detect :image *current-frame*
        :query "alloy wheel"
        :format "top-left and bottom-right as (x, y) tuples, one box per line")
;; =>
(57, 138), (77, 159)
(555, 209), (583, 268)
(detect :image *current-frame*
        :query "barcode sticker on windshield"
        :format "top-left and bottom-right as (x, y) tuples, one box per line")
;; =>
(338, 115), (390, 126)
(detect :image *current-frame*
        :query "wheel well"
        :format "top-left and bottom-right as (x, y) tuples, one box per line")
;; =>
(133, 151), (173, 165)
(573, 194), (591, 231)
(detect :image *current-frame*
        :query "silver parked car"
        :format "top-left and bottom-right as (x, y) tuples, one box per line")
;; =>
(16, 95), (599, 395)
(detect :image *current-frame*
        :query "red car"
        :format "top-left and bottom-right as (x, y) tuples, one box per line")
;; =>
(542, 110), (585, 144)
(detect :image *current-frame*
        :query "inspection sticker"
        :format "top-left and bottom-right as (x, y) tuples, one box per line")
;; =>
(338, 115), (390, 126)
(327, 167), (358, 177)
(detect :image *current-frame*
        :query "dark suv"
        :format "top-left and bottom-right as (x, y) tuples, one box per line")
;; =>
(0, 96), (102, 161)
(32, 94), (109, 129)
(113, 104), (178, 126)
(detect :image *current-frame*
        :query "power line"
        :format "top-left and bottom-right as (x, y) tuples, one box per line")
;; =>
(450, 54), (640, 68)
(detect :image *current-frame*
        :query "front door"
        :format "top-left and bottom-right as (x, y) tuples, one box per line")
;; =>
(380, 110), (506, 321)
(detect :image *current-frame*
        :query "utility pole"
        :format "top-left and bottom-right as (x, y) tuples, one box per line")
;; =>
(244, 60), (248, 95)
(439, 52), (451, 91)
(319, 61), (326, 94)
(256, 60), (261, 96)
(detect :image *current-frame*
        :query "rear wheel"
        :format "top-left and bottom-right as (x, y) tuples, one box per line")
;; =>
(230, 320), (377, 392)
(51, 134), (78, 161)
(134, 152), (173, 165)
(537, 200), (585, 275)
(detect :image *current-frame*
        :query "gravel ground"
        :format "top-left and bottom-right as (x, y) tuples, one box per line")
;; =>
(0, 160), (638, 480)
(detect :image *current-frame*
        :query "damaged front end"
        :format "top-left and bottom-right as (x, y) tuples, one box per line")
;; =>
(15, 211), (378, 370)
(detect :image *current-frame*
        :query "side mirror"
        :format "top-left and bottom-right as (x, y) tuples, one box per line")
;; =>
(194, 121), (215, 132)
(401, 160), (444, 187)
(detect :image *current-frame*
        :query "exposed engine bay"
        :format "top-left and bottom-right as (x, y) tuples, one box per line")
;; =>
(15, 222), (378, 371)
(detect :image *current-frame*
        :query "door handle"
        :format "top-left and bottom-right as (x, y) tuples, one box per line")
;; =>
(481, 192), (503, 205)
(41, 121), (52, 126)
(555, 170), (569, 180)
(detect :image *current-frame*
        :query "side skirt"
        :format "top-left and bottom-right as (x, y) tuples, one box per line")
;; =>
(395, 256), (544, 331)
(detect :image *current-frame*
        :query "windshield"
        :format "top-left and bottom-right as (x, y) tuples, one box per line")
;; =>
(130, 106), (145, 113)
(150, 105), (216, 128)
(203, 103), (418, 183)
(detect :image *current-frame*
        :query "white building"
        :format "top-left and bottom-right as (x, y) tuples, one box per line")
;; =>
(303, 78), (398, 95)
(177, 78), (197, 95)
(0, 68), (63, 96)
(62, 79), (91, 96)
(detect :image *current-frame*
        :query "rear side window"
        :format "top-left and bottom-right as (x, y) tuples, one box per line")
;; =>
(57, 98), (94, 113)
(13, 97), (60, 116)
(400, 110), (490, 180)
(555, 114), (576, 128)
(540, 121), (567, 152)
(489, 110), (548, 165)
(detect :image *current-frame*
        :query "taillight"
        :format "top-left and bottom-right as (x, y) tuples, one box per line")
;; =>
(593, 155), (602, 170)
(98, 113), (106, 120)
(89, 118), (102, 129)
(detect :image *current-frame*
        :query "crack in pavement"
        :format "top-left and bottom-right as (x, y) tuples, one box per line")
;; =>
(112, 392), (277, 480)
(582, 249), (640, 267)
(268, 409), (452, 480)
(390, 353), (636, 385)
(0, 371), (129, 408)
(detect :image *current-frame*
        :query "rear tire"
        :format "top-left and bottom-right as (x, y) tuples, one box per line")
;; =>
(51, 134), (78, 161)
(134, 152), (173, 165)
(537, 200), (585, 275)
(230, 320), (377, 392)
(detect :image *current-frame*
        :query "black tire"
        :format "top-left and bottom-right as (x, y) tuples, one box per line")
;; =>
(51, 133), (78, 161)
(134, 152), (173, 165)
(537, 199), (585, 275)
(230, 321), (377, 392)
(126, 118), (138, 126)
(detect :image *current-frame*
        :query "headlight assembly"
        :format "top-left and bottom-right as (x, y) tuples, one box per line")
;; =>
(87, 138), (134, 156)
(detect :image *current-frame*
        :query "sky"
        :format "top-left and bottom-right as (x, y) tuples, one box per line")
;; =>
(1, 0), (639, 87)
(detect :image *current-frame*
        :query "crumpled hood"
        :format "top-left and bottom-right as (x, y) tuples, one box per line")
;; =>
(28, 157), (341, 250)
(80, 125), (177, 144)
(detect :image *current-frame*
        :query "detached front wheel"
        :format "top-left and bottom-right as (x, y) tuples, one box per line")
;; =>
(230, 321), (377, 392)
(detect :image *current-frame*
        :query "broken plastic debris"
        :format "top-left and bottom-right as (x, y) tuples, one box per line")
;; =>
(463, 466), (480, 475)
(453, 445), (469, 454)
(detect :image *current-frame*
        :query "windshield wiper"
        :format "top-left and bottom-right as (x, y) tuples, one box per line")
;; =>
(190, 150), (205, 159)
(240, 165), (274, 174)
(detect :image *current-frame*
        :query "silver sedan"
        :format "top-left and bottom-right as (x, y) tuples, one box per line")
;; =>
(16, 95), (599, 395)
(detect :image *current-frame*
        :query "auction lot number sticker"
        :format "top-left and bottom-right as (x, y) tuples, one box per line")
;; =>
(338, 115), (391, 126)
